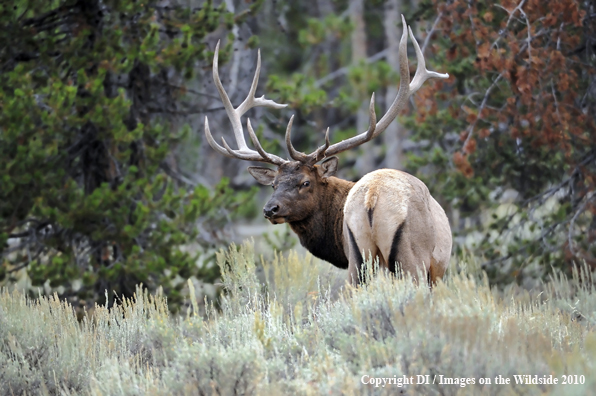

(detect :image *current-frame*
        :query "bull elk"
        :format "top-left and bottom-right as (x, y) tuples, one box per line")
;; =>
(204, 16), (452, 285)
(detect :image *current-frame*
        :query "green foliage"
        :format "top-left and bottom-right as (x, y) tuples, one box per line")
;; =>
(262, 225), (297, 253)
(1, 243), (595, 394)
(297, 14), (353, 46)
(267, 73), (328, 114)
(0, 0), (257, 310)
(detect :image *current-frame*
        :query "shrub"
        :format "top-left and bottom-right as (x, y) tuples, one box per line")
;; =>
(0, 242), (595, 394)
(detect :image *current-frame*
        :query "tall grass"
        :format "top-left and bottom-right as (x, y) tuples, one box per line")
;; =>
(1, 241), (595, 395)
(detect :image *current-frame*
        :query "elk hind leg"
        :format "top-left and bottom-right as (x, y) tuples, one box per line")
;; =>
(377, 219), (433, 284)
(345, 223), (378, 286)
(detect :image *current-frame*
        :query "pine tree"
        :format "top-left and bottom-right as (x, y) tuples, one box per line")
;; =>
(0, 0), (259, 309)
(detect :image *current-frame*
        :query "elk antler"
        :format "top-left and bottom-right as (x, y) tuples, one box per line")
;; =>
(204, 41), (288, 165)
(206, 15), (448, 168)
(285, 15), (449, 164)
(285, 115), (331, 164)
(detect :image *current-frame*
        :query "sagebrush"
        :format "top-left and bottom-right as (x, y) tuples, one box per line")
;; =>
(1, 242), (595, 395)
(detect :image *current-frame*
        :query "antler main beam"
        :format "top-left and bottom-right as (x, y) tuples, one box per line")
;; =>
(204, 41), (288, 165)
(290, 15), (449, 163)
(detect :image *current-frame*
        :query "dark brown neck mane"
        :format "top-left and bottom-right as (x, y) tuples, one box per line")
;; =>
(288, 177), (355, 269)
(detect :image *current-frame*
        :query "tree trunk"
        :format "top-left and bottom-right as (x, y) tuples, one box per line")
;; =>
(383, 0), (406, 170)
(350, 0), (374, 175)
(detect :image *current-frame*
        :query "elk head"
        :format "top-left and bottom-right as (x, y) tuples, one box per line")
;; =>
(247, 156), (339, 224)
(204, 15), (448, 226)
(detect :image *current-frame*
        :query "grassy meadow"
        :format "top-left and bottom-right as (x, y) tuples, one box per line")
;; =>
(1, 242), (595, 395)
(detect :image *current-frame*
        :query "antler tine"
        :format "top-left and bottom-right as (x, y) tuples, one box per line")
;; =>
(204, 40), (289, 165)
(365, 92), (377, 140)
(408, 26), (449, 94)
(210, 41), (248, 151)
(205, 117), (234, 158)
(323, 15), (448, 158)
(323, 84), (398, 157)
(221, 136), (240, 157)
(237, 49), (288, 115)
(247, 119), (286, 165)
(285, 115), (309, 162)
(220, 135), (277, 163)
(285, 116), (332, 165)
(309, 127), (332, 163)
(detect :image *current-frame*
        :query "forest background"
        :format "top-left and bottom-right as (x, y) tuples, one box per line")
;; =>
(1, 0), (595, 311)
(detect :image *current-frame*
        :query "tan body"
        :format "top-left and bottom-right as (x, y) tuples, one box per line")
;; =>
(343, 169), (451, 284)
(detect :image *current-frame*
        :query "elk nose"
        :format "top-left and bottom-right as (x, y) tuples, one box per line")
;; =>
(263, 204), (279, 218)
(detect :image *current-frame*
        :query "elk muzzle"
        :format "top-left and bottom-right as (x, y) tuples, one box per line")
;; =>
(263, 200), (286, 224)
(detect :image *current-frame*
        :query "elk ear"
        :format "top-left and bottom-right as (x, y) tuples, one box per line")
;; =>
(247, 166), (276, 185)
(318, 156), (338, 180)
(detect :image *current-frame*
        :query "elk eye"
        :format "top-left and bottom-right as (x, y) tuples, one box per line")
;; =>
(302, 181), (310, 188)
